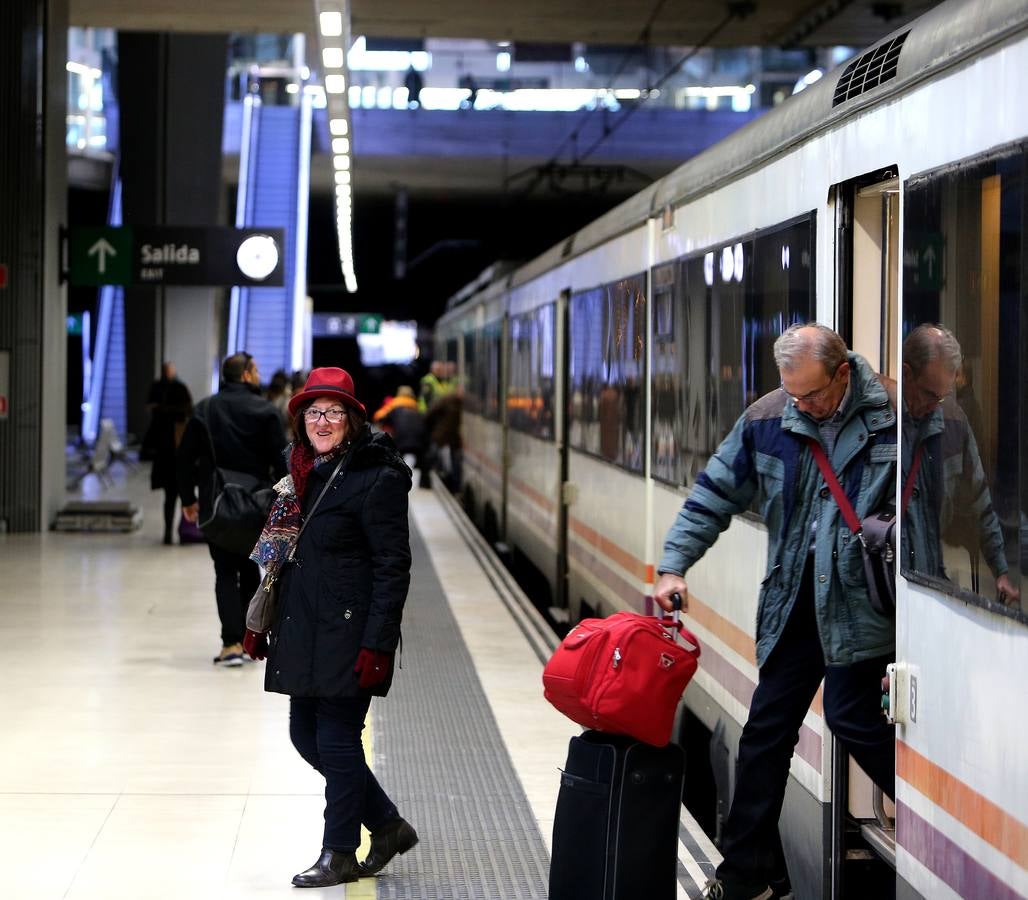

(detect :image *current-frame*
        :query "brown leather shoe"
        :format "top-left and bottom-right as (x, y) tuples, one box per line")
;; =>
(291, 849), (360, 887)
(358, 818), (419, 876)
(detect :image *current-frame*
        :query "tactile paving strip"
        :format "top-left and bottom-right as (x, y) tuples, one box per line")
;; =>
(367, 515), (550, 899)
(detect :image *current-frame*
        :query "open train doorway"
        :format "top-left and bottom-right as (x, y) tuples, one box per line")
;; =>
(832, 168), (900, 898)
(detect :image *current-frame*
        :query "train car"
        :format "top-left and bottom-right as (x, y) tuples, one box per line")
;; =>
(435, 2), (1028, 897)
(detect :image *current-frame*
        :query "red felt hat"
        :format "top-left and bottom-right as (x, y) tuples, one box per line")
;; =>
(287, 367), (367, 417)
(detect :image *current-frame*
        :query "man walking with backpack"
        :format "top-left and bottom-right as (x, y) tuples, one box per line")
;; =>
(178, 352), (287, 666)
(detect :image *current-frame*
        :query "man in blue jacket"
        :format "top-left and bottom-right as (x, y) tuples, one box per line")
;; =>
(654, 323), (897, 900)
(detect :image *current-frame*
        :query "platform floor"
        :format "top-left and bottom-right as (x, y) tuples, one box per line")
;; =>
(0, 464), (720, 899)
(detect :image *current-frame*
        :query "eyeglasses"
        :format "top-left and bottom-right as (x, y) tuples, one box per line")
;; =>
(304, 407), (347, 424)
(780, 372), (837, 404)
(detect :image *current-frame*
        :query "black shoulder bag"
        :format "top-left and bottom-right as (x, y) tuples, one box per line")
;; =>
(197, 421), (277, 556)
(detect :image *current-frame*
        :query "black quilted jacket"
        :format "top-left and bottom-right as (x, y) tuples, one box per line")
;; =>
(265, 426), (412, 698)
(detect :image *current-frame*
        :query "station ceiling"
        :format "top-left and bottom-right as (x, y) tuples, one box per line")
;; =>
(71, 0), (937, 49)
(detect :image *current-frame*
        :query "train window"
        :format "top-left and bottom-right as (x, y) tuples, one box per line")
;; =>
(461, 325), (501, 421)
(901, 145), (1026, 619)
(651, 215), (815, 487)
(462, 331), (478, 415)
(569, 274), (647, 472)
(508, 305), (555, 439)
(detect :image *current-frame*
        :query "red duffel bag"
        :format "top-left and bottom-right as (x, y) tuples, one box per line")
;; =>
(542, 606), (701, 747)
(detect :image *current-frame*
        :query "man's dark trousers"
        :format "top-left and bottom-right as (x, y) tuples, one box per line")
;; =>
(716, 560), (896, 883)
(208, 543), (260, 646)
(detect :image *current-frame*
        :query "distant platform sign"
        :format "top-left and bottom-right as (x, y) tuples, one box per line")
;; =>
(312, 313), (383, 338)
(68, 226), (285, 288)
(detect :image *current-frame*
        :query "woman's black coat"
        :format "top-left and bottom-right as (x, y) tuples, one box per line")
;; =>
(265, 427), (412, 698)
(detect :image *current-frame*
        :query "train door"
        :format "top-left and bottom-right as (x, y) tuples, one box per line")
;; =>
(833, 168), (900, 898)
(555, 289), (572, 616)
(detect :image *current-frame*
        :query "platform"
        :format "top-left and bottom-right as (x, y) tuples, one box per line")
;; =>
(0, 464), (721, 899)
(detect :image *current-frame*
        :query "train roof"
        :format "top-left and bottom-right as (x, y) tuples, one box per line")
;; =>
(506, 0), (1028, 289)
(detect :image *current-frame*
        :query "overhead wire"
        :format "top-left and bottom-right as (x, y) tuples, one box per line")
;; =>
(542, 0), (674, 169)
(574, 8), (743, 166)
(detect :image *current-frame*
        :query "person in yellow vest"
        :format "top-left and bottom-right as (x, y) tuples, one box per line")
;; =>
(418, 360), (454, 412)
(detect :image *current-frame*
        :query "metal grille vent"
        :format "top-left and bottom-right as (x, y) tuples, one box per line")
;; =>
(832, 31), (909, 106)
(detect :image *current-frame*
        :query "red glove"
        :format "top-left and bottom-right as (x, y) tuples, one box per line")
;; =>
(354, 648), (392, 689)
(243, 629), (268, 661)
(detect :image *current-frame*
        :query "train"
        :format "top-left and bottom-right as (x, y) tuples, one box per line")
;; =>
(434, 1), (1028, 898)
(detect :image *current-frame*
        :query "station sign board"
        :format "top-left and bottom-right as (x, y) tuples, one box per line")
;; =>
(67, 227), (286, 288)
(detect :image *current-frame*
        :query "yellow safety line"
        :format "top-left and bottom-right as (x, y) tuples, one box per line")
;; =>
(344, 710), (377, 899)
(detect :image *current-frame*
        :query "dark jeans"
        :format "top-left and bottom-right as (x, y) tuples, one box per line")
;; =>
(161, 486), (177, 542)
(207, 543), (260, 646)
(289, 696), (399, 851)
(717, 560), (895, 884)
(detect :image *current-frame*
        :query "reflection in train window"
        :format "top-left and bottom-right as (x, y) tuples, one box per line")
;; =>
(508, 305), (555, 439)
(902, 145), (1026, 616)
(569, 274), (646, 472)
(650, 215), (815, 486)
(463, 321), (502, 421)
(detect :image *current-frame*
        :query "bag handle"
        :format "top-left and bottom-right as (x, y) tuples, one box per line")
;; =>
(806, 439), (863, 536)
(806, 438), (924, 544)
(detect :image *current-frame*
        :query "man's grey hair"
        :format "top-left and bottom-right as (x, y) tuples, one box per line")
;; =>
(773, 322), (849, 374)
(903, 323), (962, 375)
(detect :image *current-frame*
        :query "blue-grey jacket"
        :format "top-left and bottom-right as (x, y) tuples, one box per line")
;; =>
(900, 398), (1007, 582)
(659, 353), (897, 667)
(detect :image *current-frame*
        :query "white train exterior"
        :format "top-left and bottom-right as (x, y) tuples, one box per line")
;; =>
(436, 2), (1028, 898)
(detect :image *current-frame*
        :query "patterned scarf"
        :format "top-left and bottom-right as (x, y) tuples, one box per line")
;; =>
(250, 441), (349, 577)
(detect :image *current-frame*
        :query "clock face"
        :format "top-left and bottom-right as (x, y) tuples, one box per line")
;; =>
(236, 234), (280, 281)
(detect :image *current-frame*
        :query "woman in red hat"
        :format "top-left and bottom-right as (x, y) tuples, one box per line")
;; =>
(245, 367), (418, 886)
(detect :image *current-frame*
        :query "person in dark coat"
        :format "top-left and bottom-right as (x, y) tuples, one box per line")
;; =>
(243, 367), (418, 887)
(143, 367), (193, 544)
(177, 352), (288, 666)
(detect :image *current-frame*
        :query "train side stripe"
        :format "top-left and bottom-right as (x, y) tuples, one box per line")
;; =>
(569, 514), (650, 582)
(897, 740), (1028, 870)
(896, 801), (1025, 900)
(509, 473), (556, 514)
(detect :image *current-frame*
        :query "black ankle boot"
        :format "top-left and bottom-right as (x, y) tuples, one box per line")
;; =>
(359, 817), (419, 876)
(291, 848), (360, 887)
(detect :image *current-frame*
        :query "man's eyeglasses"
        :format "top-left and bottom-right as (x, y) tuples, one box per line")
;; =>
(780, 372), (838, 404)
(304, 407), (347, 424)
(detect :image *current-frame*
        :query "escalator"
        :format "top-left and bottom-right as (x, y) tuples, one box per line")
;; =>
(228, 82), (312, 375)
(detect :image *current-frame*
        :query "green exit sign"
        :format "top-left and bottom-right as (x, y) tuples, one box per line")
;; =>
(69, 227), (134, 287)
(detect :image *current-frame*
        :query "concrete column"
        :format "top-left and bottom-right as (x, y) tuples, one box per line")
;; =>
(117, 32), (227, 432)
(0, 0), (69, 532)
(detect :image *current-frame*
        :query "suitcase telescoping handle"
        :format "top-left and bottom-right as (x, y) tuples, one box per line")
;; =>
(662, 592), (684, 643)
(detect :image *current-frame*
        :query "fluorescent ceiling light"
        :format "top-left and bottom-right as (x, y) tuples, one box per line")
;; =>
(325, 74), (347, 94)
(329, 118), (349, 136)
(332, 137), (350, 154)
(322, 47), (344, 68)
(319, 11), (342, 36)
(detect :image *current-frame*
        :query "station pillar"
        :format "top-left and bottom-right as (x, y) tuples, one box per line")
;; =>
(0, 0), (69, 532)
(117, 33), (227, 435)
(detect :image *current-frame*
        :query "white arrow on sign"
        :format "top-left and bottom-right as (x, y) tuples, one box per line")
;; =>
(87, 238), (117, 274)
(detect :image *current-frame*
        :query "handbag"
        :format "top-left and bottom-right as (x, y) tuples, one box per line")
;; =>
(177, 515), (206, 544)
(542, 604), (701, 747)
(807, 438), (923, 616)
(245, 455), (346, 633)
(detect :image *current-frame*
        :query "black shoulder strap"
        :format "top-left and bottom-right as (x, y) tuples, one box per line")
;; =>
(289, 455), (346, 559)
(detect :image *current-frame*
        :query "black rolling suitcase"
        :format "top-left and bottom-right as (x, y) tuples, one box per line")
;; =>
(549, 730), (685, 900)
